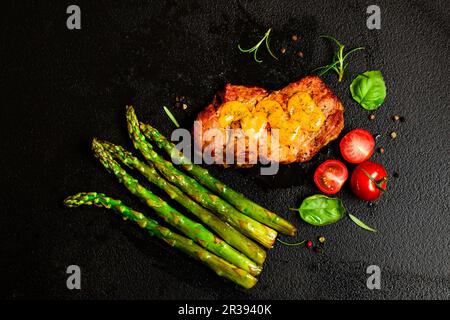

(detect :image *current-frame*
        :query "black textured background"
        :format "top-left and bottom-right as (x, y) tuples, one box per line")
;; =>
(1, 0), (449, 299)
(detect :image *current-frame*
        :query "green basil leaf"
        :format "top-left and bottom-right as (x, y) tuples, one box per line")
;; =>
(299, 194), (345, 226)
(350, 70), (386, 110)
(348, 213), (377, 232)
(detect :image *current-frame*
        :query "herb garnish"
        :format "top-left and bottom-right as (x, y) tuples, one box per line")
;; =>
(295, 194), (377, 232)
(277, 239), (306, 246)
(313, 35), (364, 82)
(348, 214), (377, 232)
(163, 106), (180, 128)
(350, 70), (387, 110)
(238, 28), (278, 63)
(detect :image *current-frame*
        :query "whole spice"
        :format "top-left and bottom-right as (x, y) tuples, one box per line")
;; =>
(318, 236), (326, 244)
(296, 51), (304, 58)
(291, 34), (298, 41)
(368, 114), (376, 121)
(392, 115), (400, 121)
(390, 131), (397, 139)
(306, 240), (313, 249)
(280, 47), (286, 54)
(378, 147), (385, 154)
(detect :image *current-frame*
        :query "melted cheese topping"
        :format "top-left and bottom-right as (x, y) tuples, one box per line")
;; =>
(217, 93), (325, 141)
(218, 101), (251, 127)
(267, 109), (288, 129)
(254, 99), (284, 116)
(241, 111), (267, 134)
(287, 92), (325, 132)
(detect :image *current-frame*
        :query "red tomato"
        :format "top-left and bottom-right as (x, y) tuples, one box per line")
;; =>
(314, 160), (348, 194)
(351, 161), (388, 201)
(339, 129), (375, 164)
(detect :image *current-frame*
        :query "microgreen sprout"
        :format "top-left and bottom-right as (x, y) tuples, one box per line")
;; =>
(238, 28), (278, 63)
(313, 35), (364, 82)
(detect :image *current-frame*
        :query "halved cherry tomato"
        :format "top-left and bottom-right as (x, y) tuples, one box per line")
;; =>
(314, 160), (348, 194)
(339, 129), (375, 164)
(351, 161), (388, 201)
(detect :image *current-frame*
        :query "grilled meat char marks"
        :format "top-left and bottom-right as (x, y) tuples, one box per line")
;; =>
(194, 76), (344, 166)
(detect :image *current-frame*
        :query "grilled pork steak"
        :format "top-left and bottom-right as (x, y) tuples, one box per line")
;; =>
(194, 76), (344, 166)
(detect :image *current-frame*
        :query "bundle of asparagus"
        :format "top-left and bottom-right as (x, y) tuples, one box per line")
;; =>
(64, 193), (257, 289)
(64, 106), (297, 289)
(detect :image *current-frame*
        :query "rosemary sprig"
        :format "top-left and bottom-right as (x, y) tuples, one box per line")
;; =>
(163, 106), (180, 128)
(313, 35), (364, 82)
(238, 28), (278, 63)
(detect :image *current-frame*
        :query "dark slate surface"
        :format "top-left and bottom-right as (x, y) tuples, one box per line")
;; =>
(1, 0), (449, 299)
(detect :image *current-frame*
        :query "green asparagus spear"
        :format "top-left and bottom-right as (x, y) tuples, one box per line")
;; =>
(126, 106), (277, 248)
(92, 139), (262, 275)
(139, 122), (297, 236)
(64, 192), (257, 289)
(98, 140), (266, 266)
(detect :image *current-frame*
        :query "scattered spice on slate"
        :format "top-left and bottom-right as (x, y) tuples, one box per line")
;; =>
(368, 201), (376, 207)
(318, 236), (326, 244)
(374, 133), (382, 140)
(378, 147), (385, 154)
(280, 47), (286, 54)
(393, 115), (400, 121)
(175, 96), (189, 110)
(390, 131), (397, 139)
(296, 51), (304, 58)
(306, 240), (313, 249)
(369, 114), (376, 121)
(291, 34), (298, 41)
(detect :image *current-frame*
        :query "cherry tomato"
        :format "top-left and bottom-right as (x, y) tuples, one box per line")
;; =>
(314, 160), (348, 194)
(339, 129), (375, 164)
(351, 161), (388, 201)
